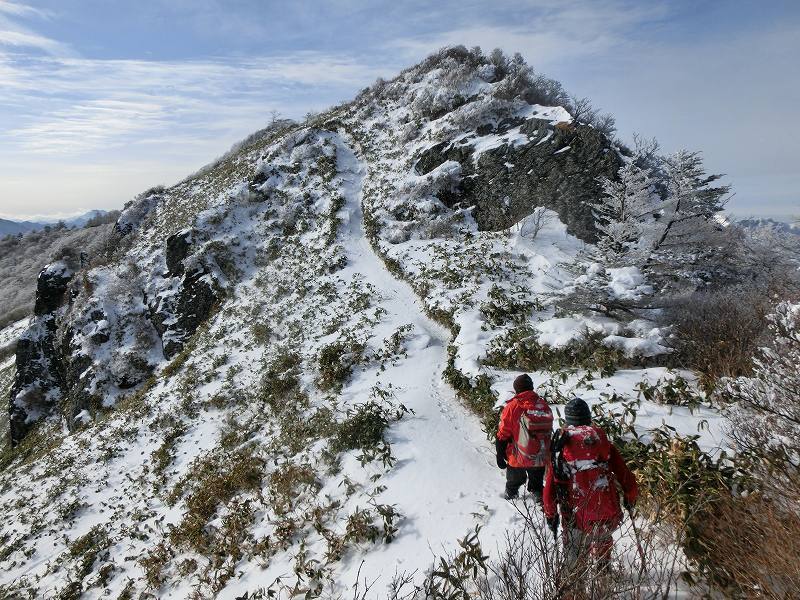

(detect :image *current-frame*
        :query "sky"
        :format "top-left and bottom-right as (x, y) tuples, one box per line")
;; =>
(0, 0), (797, 221)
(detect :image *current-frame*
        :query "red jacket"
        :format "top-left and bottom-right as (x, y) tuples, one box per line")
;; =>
(497, 390), (553, 468)
(543, 424), (638, 531)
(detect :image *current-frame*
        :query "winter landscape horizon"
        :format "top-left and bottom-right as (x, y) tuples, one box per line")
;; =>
(1, 2), (799, 599)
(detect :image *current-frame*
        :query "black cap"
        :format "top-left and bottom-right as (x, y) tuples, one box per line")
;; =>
(513, 373), (534, 394)
(564, 398), (591, 426)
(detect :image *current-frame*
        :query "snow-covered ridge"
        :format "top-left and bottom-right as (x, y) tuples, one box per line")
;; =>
(1, 48), (729, 598)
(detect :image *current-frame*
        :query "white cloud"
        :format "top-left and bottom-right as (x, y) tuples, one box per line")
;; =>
(0, 1), (66, 55)
(0, 28), (56, 50)
(0, 44), (384, 215)
(0, 52), (382, 155)
(0, 1), (50, 19)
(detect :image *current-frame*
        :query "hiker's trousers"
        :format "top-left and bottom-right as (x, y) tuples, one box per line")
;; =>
(505, 466), (545, 499)
(562, 520), (615, 571)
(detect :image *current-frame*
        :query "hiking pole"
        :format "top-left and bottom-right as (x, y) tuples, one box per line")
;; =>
(626, 505), (647, 581)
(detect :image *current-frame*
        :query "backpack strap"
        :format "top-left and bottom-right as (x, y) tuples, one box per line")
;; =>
(550, 428), (573, 520)
(550, 429), (570, 481)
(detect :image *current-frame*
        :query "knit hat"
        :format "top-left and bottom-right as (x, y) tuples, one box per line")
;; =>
(564, 398), (591, 426)
(513, 373), (534, 394)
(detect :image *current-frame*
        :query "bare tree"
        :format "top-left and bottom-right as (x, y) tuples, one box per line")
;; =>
(518, 207), (554, 241)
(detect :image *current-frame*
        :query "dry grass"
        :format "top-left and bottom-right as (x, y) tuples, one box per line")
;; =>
(382, 499), (683, 600)
(691, 482), (800, 598)
(665, 288), (770, 390)
(168, 447), (264, 553)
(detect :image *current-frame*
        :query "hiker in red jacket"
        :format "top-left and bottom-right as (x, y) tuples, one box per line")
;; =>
(543, 398), (638, 573)
(495, 373), (553, 502)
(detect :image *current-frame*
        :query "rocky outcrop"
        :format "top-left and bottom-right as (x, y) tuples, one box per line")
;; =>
(9, 258), (165, 445)
(165, 230), (193, 276)
(148, 232), (224, 359)
(416, 119), (623, 242)
(33, 262), (74, 316)
(114, 186), (163, 236)
(150, 269), (220, 359)
(9, 262), (74, 445)
(7, 221), (226, 445)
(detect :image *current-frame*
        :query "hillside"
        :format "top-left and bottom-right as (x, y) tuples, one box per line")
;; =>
(2, 47), (798, 599)
(0, 219), (117, 329)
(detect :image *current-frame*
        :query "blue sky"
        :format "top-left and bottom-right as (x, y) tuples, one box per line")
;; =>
(0, 0), (798, 221)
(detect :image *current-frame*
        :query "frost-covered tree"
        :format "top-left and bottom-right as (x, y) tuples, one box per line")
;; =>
(646, 150), (729, 264)
(593, 161), (660, 263)
(561, 149), (730, 318)
(559, 160), (658, 317)
(720, 302), (800, 471)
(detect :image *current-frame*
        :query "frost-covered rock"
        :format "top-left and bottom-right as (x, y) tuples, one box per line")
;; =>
(9, 262), (75, 443)
(114, 186), (163, 236)
(164, 229), (194, 276)
(33, 261), (74, 315)
(148, 265), (224, 359)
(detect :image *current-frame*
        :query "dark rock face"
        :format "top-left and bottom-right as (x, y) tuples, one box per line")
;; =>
(34, 264), (73, 316)
(9, 264), (75, 445)
(59, 338), (96, 431)
(9, 333), (56, 444)
(165, 230), (193, 276)
(168, 269), (219, 357)
(416, 119), (623, 242)
(148, 235), (223, 359)
(86, 308), (110, 344)
(150, 269), (220, 359)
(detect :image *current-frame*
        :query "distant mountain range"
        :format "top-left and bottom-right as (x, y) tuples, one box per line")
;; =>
(0, 210), (108, 237)
(738, 217), (800, 235)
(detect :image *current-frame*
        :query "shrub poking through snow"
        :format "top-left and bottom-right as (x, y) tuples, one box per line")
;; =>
(59, 525), (112, 598)
(479, 284), (535, 327)
(317, 338), (366, 392)
(635, 373), (706, 410)
(444, 350), (500, 439)
(150, 419), (187, 487)
(331, 393), (411, 467)
(268, 463), (319, 516)
(167, 447), (265, 553)
(343, 507), (381, 546)
(258, 347), (302, 411)
(484, 325), (623, 376)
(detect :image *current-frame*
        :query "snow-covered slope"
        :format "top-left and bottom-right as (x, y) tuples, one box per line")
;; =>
(1, 48), (729, 598)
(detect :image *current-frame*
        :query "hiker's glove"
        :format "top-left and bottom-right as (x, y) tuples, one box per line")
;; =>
(495, 440), (508, 470)
(546, 515), (559, 536)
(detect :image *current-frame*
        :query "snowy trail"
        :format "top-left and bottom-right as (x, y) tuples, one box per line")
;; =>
(331, 138), (523, 593)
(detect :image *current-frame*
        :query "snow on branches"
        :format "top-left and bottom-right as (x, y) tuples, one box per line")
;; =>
(563, 149), (730, 318)
(593, 161), (658, 264)
(720, 302), (800, 469)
